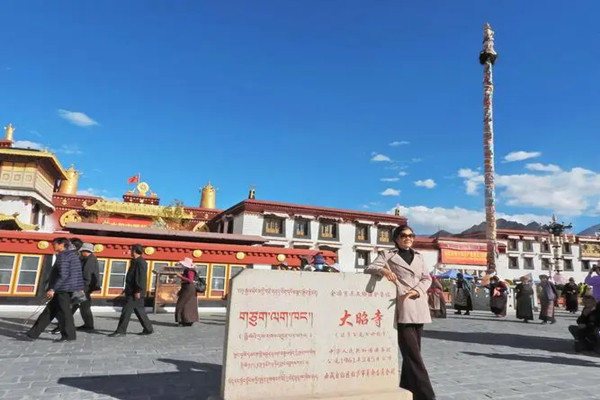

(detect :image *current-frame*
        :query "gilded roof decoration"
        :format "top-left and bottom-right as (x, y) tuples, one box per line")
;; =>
(84, 199), (194, 219)
(0, 212), (38, 231)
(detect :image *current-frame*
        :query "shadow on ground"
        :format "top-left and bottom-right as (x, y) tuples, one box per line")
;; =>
(462, 351), (600, 366)
(96, 315), (225, 327)
(424, 329), (573, 353)
(58, 360), (221, 400)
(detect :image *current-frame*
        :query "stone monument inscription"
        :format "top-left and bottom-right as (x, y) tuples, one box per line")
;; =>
(220, 269), (412, 400)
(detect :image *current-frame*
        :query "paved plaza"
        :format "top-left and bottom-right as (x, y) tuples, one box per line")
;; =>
(0, 309), (598, 400)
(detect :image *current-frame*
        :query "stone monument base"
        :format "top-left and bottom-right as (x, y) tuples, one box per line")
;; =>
(252, 388), (412, 400)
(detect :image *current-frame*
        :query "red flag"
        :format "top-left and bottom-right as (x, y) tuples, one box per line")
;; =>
(127, 174), (139, 184)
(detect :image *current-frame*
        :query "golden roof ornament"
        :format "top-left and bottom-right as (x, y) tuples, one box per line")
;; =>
(4, 123), (14, 141)
(58, 164), (80, 195)
(248, 186), (256, 199)
(200, 181), (216, 209)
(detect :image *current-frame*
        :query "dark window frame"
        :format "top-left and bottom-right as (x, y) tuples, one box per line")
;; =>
(377, 227), (393, 245)
(564, 258), (574, 271)
(318, 220), (339, 241)
(582, 260), (591, 272)
(541, 241), (551, 253)
(563, 243), (572, 254)
(262, 216), (286, 237)
(523, 241), (533, 252)
(508, 239), (518, 251)
(293, 219), (311, 239)
(541, 258), (551, 270)
(508, 256), (519, 269)
(355, 224), (370, 243)
(523, 257), (534, 270)
(355, 250), (370, 269)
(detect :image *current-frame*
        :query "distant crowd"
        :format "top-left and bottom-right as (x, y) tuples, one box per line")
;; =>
(426, 266), (600, 354)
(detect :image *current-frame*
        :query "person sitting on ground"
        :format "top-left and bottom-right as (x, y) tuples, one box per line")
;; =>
(568, 295), (599, 352)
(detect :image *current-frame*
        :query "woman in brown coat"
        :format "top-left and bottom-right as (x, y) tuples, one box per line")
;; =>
(365, 225), (436, 400)
(175, 257), (199, 327)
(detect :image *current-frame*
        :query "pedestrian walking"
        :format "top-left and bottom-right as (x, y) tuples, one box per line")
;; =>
(174, 257), (199, 327)
(109, 244), (153, 337)
(365, 224), (436, 400)
(487, 276), (508, 317)
(538, 274), (558, 324)
(563, 277), (579, 313)
(26, 238), (84, 342)
(453, 273), (473, 316)
(428, 274), (446, 319)
(514, 276), (534, 323)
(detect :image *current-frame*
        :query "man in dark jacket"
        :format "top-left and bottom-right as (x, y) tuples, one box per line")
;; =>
(71, 242), (100, 331)
(109, 244), (153, 337)
(26, 237), (84, 341)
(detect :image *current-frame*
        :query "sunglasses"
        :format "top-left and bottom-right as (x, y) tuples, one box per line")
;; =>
(400, 234), (415, 239)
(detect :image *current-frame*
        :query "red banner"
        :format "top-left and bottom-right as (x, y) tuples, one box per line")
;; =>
(441, 249), (487, 265)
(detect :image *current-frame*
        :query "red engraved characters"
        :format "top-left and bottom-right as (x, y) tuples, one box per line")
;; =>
(339, 310), (354, 327)
(338, 309), (383, 328)
(371, 309), (382, 327)
(355, 312), (368, 326)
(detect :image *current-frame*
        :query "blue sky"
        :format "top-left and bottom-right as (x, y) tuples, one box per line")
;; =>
(2, 1), (600, 234)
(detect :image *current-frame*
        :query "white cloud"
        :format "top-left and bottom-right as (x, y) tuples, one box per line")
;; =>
(381, 177), (400, 182)
(458, 168), (485, 195)
(58, 109), (98, 127)
(390, 204), (546, 234)
(415, 179), (436, 189)
(13, 140), (44, 150)
(77, 188), (103, 197)
(503, 151), (541, 162)
(380, 188), (400, 196)
(525, 163), (561, 173)
(411, 158), (423, 163)
(398, 171), (408, 177)
(457, 166), (600, 215)
(371, 153), (392, 162)
(77, 188), (119, 201)
(57, 144), (83, 155)
(389, 141), (410, 146)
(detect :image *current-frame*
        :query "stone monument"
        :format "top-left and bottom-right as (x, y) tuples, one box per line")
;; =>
(220, 269), (412, 400)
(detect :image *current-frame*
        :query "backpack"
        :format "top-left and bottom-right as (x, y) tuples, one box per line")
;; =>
(195, 277), (207, 293)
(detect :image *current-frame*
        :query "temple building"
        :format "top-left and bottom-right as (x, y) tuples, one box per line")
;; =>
(0, 122), (527, 308)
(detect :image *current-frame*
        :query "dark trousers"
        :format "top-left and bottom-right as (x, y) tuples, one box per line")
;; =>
(398, 324), (436, 400)
(71, 290), (94, 328)
(28, 292), (76, 340)
(115, 295), (153, 334)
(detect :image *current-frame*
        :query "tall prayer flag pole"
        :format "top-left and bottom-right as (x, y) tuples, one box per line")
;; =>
(479, 23), (498, 272)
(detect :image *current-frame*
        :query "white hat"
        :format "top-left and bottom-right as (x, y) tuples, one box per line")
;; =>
(79, 243), (94, 253)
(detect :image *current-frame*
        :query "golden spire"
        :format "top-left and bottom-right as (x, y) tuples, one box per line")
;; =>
(58, 164), (80, 195)
(394, 208), (401, 216)
(200, 181), (216, 209)
(4, 123), (14, 141)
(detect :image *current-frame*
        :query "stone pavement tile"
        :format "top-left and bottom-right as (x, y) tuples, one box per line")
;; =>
(0, 310), (598, 400)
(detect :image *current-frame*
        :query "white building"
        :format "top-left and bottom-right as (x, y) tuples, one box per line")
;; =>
(211, 199), (408, 272)
(461, 229), (599, 283)
(0, 127), (68, 232)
